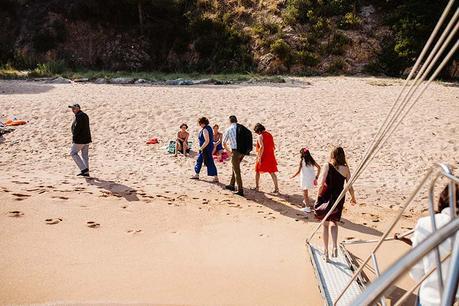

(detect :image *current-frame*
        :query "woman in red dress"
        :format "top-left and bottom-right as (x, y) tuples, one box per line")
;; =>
(254, 123), (279, 193)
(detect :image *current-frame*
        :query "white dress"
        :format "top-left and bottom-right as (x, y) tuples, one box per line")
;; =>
(300, 161), (315, 190)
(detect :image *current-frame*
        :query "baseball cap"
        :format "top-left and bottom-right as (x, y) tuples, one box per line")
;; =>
(68, 103), (81, 109)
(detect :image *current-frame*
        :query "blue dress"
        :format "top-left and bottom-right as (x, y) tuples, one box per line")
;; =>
(195, 125), (218, 176)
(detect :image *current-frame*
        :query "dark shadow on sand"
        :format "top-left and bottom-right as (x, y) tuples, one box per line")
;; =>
(339, 218), (383, 236)
(0, 81), (55, 95)
(85, 177), (139, 201)
(204, 180), (383, 236)
(245, 190), (313, 221)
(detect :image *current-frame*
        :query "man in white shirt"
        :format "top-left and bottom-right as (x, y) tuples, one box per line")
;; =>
(408, 185), (459, 306)
(223, 115), (244, 196)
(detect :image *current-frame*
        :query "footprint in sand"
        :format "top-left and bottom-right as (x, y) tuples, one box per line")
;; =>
(11, 181), (29, 185)
(52, 196), (69, 200)
(45, 218), (62, 225)
(86, 221), (100, 228)
(25, 188), (41, 192)
(7, 211), (24, 217)
(12, 193), (31, 198)
(127, 229), (142, 234)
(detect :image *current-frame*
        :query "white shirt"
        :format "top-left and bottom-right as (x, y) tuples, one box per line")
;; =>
(223, 123), (237, 150)
(410, 208), (459, 306)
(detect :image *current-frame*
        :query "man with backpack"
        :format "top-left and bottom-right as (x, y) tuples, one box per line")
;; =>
(223, 115), (252, 196)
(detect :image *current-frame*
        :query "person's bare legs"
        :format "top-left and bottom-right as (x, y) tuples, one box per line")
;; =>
(323, 221), (330, 261)
(330, 221), (338, 257)
(254, 172), (260, 191)
(175, 142), (181, 157)
(183, 142), (189, 156)
(303, 189), (309, 207)
(270, 172), (279, 193)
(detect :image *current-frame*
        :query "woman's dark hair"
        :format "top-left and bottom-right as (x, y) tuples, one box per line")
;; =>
(213, 124), (219, 129)
(301, 148), (316, 166)
(437, 184), (459, 212)
(180, 123), (188, 129)
(229, 115), (238, 123)
(198, 117), (209, 125)
(330, 146), (347, 167)
(253, 123), (266, 134)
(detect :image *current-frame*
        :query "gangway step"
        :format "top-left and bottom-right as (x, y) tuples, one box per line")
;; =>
(308, 244), (364, 306)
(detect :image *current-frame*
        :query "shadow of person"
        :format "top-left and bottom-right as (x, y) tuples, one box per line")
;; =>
(244, 190), (316, 222)
(85, 177), (139, 202)
(276, 192), (310, 208)
(203, 180), (384, 236)
(246, 190), (384, 238)
(339, 218), (383, 236)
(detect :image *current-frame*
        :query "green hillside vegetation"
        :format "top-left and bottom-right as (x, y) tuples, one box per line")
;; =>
(0, 0), (456, 78)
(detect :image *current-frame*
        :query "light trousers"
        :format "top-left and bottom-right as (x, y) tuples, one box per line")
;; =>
(70, 143), (89, 171)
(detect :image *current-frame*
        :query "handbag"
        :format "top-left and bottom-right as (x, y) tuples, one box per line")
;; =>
(313, 182), (329, 219)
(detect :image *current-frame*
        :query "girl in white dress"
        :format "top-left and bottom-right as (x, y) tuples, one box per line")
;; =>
(291, 148), (321, 213)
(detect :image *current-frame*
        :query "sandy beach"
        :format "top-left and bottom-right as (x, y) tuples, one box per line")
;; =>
(0, 77), (457, 305)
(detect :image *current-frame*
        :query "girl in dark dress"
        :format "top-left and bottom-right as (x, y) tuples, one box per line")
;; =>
(191, 117), (218, 182)
(315, 147), (356, 262)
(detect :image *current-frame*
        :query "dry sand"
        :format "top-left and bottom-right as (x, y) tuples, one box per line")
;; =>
(0, 77), (457, 305)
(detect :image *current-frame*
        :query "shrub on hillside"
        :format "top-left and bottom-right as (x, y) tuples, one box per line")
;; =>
(339, 12), (362, 29)
(295, 50), (319, 67)
(283, 0), (314, 24)
(284, 0), (356, 24)
(252, 21), (280, 37)
(270, 39), (292, 63)
(190, 17), (253, 72)
(326, 32), (352, 55)
(327, 58), (346, 73)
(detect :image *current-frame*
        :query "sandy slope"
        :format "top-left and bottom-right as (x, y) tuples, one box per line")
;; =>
(0, 77), (457, 305)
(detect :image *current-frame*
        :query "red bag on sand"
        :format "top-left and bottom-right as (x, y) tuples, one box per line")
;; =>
(5, 119), (27, 126)
(146, 138), (159, 144)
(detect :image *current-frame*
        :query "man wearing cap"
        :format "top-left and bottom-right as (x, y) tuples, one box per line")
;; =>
(69, 104), (91, 177)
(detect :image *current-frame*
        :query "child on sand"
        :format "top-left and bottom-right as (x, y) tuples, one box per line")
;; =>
(291, 147), (321, 213)
(212, 124), (224, 160)
(175, 123), (190, 156)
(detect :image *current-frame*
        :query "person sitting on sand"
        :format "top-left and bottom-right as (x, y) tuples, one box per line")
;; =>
(395, 184), (459, 306)
(315, 146), (356, 262)
(291, 147), (321, 213)
(253, 123), (279, 193)
(69, 103), (92, 177)
(175, 123), (190, 156)
(212, 124), (224, 159)
(191, 117), (218, 182)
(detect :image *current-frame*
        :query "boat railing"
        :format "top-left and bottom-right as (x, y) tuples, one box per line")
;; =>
(333, 163), (458, 305)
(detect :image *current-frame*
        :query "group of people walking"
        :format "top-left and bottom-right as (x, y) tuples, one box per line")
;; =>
(68, 106), (357, 263)
(176, 115), (358, 262)
(68, 104), (459, 304)
(187, 115), (282, 198)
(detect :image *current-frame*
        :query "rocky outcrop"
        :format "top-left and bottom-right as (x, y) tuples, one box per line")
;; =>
(110, 77), (135, 84)
(46, 77), (72, 84)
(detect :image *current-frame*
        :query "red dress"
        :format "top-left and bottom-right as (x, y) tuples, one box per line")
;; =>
(255, 131), (278, 173)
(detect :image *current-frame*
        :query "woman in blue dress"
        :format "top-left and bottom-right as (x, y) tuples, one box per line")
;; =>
(191, 117), (218, 182)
